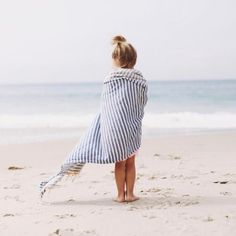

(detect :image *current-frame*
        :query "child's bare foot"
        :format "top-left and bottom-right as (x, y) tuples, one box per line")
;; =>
(113, 194), (126, 203)
(125, 193), (140, 202)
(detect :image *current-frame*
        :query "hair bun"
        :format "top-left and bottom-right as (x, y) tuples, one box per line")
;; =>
(112, 35), (127, 45)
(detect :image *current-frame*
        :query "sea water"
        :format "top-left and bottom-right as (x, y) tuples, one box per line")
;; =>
(0, 80), (236, 143)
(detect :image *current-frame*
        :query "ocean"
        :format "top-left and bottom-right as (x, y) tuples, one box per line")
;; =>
(0, 79), (236, 143)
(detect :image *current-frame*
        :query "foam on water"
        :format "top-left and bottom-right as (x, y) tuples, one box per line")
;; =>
(143, 112), (236, 129)
(1, 112), (236, 129)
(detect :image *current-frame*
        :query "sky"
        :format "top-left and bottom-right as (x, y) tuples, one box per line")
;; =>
(0, 0), (236, 84)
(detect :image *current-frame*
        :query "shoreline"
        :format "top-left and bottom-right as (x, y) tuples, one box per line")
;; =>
(1, 127), (236, 145)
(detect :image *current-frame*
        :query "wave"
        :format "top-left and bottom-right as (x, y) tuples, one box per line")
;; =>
(143, 112), (236, 129)
(0, 113), (95, 129)
(1, 112), (236, 129)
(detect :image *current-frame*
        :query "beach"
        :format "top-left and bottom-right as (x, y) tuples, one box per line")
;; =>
(1, 130), (236, 236)
(1, 0), (236, 234)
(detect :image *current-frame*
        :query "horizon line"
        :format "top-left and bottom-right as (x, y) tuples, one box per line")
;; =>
(0, 78), (236, 86)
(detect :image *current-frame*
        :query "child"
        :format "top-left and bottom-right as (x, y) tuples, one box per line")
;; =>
(40, 35), (148, 203)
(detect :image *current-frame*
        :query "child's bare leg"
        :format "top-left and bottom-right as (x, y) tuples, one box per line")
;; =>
(114, 160), (126, 202)
(125, 155), (139, 202)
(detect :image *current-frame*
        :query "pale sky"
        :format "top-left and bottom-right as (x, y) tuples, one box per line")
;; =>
(0, 0), (236, 84)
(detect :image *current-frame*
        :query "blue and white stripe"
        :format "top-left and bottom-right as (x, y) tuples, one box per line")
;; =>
(39, 68), (148, 197)
(65, 68), (148, 164)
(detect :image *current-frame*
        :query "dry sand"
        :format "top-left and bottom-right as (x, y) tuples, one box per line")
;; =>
(0, 130), (236, 236)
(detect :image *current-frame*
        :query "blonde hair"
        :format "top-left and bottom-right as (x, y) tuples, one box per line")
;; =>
(111, 35), (137, 69)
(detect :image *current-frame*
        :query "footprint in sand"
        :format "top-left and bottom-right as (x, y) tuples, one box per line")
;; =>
(49, 229), (98, 236)
(54, 214), (76, 219)
(146, 188), (162, 193)
(148, 175), (158, 180)
(3, 184), (20, 189)
(127, 206), (139, 211)
(180, 200), (199, 206)
(40, 172), (49, 176)
(153, 153), (160, 157)
(203, 216), (214, 222)
(153, 153), (181, 160)
(137, 173), (145, 180)
(4, 195), (21, 201)
(168, 154), (181, 160)
(49, 228), (72, 236)
(183, 176), (198, 180)
(220, 191), (232, 196)
(170, 174), (184, 179)
(161, 176), (167, 179)
(142, 214), (157, 219)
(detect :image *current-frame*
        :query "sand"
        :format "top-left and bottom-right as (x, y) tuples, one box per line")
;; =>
(0, 130), (236, 236)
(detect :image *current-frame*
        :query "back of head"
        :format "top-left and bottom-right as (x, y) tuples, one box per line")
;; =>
(111, 35), (137, 69)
